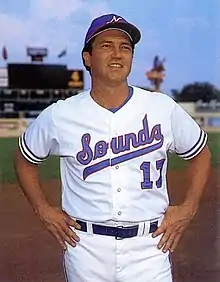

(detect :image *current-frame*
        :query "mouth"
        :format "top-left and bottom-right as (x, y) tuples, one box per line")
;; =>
(108, 63), (123, 68)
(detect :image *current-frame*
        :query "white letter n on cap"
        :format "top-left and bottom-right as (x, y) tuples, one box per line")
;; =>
(106, 16), (122, 24)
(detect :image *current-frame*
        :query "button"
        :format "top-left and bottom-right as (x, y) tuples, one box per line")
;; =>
(115, 165), (119, 169)
(117, 188), (121, 192)
(118, 211), (122, 215)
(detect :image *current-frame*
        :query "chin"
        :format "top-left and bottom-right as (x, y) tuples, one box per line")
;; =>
(109, 72), (128, 81)
(109, 76), (126, 82)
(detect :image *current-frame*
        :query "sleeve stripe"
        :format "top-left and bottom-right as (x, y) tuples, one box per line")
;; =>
(177, 131), (208, 160)
(176, 130), (206, 158)
(19, 134), (45, 164)
(177, 130), (203, 157)
(22, 133), (46, 161)
(183, 133), (207, 160)
(19, 144), (41, 164)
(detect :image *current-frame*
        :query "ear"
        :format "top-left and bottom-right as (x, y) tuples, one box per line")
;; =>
(82, 52), (91, 68)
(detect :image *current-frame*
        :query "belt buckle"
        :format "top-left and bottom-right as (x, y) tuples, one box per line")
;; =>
(115, 225), (124, 240)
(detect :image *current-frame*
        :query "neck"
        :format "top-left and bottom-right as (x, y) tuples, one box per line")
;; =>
(90, 80), (130, 109)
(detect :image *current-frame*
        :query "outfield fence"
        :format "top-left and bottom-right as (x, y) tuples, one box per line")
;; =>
(0, 118), (33, 137)
(0, 101), (220, 138)
(179, 101), (220, 133)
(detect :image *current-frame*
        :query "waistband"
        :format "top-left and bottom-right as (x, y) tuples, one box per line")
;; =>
(76, 219), (159, 240)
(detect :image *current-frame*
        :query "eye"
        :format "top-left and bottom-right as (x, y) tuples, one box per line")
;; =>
(121, 45), (132, 51)
(101, 43), (111, 49)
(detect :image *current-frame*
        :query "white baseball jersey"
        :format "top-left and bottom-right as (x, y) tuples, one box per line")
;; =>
(19, 86), (207, 223)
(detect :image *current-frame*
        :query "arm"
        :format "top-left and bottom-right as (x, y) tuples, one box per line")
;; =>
(13, 149), (81, 250)
(153, 145), (211, 253)
(14, 103), (82, 250)
(152, 100), (211, 252)
(14, 149), (50, 212)
(181, 145), (211, 214)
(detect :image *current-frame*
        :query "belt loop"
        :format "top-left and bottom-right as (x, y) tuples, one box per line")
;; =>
(137, 222), (145, 237)
(143, 221), (151, 236)
(86, 222), (93, 235)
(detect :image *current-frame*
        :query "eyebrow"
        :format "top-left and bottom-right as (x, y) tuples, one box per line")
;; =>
(98, 39), (132, 46)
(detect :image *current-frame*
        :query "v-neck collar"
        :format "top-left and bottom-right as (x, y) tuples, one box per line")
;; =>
(89, 86), (134, 114)
(108, 86), (133, 113)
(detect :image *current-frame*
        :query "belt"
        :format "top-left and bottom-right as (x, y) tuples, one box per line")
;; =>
(76, 219), (158, 240)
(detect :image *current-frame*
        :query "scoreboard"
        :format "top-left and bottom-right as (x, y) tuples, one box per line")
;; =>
(8, 63), (84, 90)
(8, 63), (67, 89)
(1, 63), (84, 119)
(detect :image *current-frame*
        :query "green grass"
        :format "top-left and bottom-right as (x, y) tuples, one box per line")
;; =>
(0, 138), (60, 183)
(0, 133), (219, 183)
(168, 132), (220, 170)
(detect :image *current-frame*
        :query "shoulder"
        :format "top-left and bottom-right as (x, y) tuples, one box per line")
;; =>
(132, 86), (177, 110)
(50, 89), (90, 113)
(55, 89), (90, 107)
(35, 90), (90, 121)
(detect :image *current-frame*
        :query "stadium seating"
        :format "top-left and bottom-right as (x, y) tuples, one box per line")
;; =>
(0, 88), (80, 118)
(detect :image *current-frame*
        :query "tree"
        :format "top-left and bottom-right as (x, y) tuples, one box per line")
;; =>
(171, 82), (220, 102)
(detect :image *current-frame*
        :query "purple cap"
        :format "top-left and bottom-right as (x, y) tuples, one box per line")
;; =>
(83, 14), (141, 50)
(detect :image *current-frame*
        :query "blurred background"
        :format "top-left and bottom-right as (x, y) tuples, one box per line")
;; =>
(0, 1), (219, 282)
(0, 0), (220, 133)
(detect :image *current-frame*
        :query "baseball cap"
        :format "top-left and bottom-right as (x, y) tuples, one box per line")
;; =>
(82, 13), (141, 51)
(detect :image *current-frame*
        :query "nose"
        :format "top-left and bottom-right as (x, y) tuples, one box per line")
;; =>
(111, 45), (122, 58)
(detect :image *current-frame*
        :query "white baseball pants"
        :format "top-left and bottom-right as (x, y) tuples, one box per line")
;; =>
(63, 221), (173, 282)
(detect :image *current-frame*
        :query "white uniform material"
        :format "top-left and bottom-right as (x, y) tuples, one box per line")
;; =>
(64, 220), (172, 282)
(19, 86), (207, 282)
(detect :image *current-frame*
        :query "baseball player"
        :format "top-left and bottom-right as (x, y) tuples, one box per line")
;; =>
(14, 14), (211, 282)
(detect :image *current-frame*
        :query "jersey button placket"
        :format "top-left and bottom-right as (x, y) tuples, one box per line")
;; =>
(110, 118), (123, 220)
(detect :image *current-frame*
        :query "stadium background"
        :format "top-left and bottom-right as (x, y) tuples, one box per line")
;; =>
(0, 60), (219, 282)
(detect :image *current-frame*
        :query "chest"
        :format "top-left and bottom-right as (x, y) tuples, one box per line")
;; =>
(56, 111), (172, 160)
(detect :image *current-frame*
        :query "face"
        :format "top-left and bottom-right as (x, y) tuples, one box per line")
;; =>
(83, 29), (133, 85)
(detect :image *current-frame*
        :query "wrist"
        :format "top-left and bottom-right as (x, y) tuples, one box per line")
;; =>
(180, 201), (198, 217)
(33, 201), (51, 216)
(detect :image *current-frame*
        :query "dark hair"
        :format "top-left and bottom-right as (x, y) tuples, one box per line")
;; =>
(82, 38), (135, 73)
(82, 38), (94, 73)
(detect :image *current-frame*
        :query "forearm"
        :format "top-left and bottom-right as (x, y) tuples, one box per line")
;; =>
(182, 145), (211, 213)
(13, 149), (50, 214)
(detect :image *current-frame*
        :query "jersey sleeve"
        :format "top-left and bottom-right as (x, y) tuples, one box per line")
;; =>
(169, 102), (208, 160)
(18, 104), (59, 164)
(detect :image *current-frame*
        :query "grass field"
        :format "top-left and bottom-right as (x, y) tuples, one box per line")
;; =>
(0, 133), (219, 184)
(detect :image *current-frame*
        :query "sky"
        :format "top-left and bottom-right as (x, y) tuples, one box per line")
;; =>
(0, 0), (219, 94)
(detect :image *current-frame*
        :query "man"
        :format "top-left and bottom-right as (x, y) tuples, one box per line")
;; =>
(14, 13), (211, 282)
